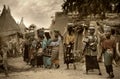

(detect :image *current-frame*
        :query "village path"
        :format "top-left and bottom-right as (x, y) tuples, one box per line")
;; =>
(0, 56), (120, 79)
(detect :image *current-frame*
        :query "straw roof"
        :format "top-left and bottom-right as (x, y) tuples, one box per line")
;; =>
(0, 5), (20, 37)
(19, 17), (27, 34)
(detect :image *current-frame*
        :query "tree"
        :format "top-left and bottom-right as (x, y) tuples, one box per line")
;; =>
(62, 0), (120, 19)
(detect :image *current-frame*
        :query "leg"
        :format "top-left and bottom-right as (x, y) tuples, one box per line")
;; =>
(98, 68), (102, 75)
(105, 65), (114, 78)
(96, 58), (102, 75)
(47, 57), (52, 69)
(43, 56), (47, 68)
(109, 65), (114, 78)
(55, 64), (60, 69)
(85, 55), (89, 74)
(73, 62), (76, 70)
(86, 68), (88, 74)
(105, 65), (110, 75)
(66, 63), (69, 69)
(55, 60), (60, 69)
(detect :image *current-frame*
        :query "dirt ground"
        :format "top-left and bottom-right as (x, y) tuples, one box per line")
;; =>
(0, 57), (120, 79)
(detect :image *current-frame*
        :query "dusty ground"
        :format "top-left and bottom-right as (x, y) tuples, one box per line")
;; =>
(0, 57), (120, 79)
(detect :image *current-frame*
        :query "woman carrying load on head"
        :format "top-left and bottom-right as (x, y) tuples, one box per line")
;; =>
(50, 29), (62, 69)
(100, 26), (116, 78)
(63, 23), (76, 69)
(42, 32), (52, 68)
(82, 26), (102, 75)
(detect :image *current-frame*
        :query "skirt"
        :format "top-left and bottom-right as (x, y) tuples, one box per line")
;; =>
(36, 55), (43, 66)
(64, 46), (75, 64)
(85, 55), (100, 71)
(51, 47), (59, 64)
(43, 56), (51, 67)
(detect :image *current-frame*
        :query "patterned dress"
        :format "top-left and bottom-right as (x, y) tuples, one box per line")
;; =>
(64, 33), (75, 64)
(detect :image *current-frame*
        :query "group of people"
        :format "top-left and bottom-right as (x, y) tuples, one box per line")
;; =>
(82, 23), (120, 78)
(0, 21), (120, 78)
(23, 30), (62, 69)
(23, 22), (120, 78)
(62, 22), (120, 78)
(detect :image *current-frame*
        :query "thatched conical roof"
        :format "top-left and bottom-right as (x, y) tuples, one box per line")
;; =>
(19, 17), (27, 34)
(0, 5), (20, 36)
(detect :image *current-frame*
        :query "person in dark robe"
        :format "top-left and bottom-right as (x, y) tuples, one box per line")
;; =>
(82, 26), (102, 75)
(23, 38), (29, 64)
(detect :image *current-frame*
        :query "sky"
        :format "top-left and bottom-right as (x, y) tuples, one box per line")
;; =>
(0, 0), (64, 28)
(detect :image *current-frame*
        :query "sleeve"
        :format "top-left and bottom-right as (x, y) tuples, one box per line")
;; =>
(112, 36), (116, 48)
(42, 39), (47, 49)
(63, 34), (67, 44)
(95, 36), (98, 44)
(58, 36), (61, 43)
(82, 42), (87, 52)
(72, 34), (75, 43)
(116, 40), (120, 57)
(82, 37), (89, 43)
(82, 37), (88, 52)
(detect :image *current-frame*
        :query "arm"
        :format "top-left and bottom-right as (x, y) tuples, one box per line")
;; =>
(62, 26), (67, 36)
(82, 42), (87, 53)
(82, 37), (88, 55)
(116, 42), (120, 57)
